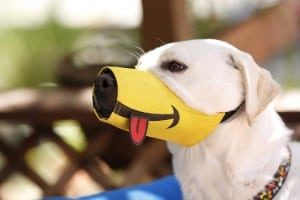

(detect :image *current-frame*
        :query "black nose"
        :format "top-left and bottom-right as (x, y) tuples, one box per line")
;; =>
(93, 71), (117, 118)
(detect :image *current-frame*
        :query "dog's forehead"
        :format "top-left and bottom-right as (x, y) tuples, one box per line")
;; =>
(137, 39), (238, 70)
(171, 39), (238, 54)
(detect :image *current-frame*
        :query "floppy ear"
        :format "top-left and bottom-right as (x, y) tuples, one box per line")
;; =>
(231, 52), (281, 125)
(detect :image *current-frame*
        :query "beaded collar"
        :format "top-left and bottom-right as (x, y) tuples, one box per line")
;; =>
(254, 146), (292, 200)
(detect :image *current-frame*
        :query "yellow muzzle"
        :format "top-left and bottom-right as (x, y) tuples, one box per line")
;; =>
(92, 66), (225, 147)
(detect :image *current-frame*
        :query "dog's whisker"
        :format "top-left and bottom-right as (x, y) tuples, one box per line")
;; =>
(133, 46), (145, 55)
(127, 51), (140, 62)
(129, 47), (143, 57)
(134, 50), (143, 57)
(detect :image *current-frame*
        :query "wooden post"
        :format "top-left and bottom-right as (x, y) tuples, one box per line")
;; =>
(141, 0), (193, 51)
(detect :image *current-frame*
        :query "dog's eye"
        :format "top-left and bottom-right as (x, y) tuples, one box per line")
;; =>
(162, 61), (187, 73)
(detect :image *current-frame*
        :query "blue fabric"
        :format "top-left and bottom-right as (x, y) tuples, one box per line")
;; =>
(44, 175), (182, 200)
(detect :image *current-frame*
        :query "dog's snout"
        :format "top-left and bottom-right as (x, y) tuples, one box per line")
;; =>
(93, 71), (117, 118)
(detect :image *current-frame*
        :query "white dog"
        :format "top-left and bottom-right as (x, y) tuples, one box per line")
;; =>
(135, 39), (300, 200)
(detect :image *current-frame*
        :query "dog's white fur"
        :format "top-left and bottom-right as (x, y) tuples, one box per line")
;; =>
(136, 39), (300, 200)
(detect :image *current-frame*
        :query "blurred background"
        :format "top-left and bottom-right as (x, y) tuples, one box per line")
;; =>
(0, 0), (299, 199)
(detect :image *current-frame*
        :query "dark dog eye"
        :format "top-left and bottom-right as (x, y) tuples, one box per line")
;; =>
(162, 61), (187, 73)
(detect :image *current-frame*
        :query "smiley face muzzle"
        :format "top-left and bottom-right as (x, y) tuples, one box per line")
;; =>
(93, 66), (225, 147)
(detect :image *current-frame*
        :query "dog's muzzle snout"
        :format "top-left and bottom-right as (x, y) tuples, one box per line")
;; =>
(92, 66), (225, 147)
(93, 70), (117, 118)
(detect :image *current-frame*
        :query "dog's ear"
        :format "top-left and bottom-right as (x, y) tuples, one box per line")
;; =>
(230, 52), (281, 125)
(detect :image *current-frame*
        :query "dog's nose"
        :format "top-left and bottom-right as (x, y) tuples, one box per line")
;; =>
(93, 72), (117, 118)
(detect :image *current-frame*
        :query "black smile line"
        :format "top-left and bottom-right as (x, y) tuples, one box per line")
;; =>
(113, 102), (180, 129)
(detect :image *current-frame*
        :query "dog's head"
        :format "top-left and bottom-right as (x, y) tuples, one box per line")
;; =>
(93, 39), (280, 146)
(136, 39), (280, 125)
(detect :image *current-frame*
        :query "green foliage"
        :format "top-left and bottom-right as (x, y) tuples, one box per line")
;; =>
(53, 120), (87, 152)
(194, 18), (228, 38)
(0, 22), (84, 89)
(0, 23), (139, 89)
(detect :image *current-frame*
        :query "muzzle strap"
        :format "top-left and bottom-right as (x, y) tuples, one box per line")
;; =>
(220, 102), (244, 123)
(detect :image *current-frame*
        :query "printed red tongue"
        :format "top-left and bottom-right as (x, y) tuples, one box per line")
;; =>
(129, 114), (149, 145)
